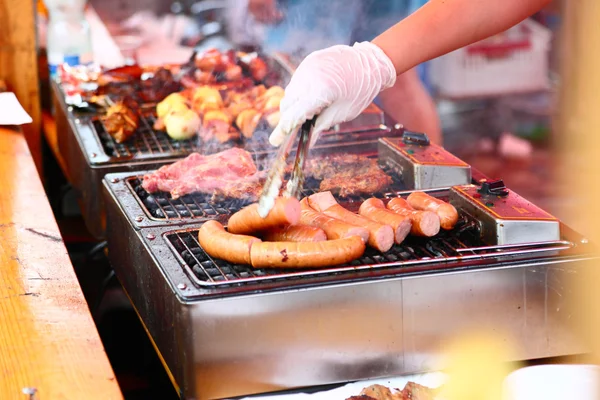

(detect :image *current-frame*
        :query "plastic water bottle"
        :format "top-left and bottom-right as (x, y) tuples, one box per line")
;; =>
(45, 0), (93, 78)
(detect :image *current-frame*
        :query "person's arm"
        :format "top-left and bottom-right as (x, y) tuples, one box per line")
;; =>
(373, 0), (551, 75)
(269, 0), (550, 147)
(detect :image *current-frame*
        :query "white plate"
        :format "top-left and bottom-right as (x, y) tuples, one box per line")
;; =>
(502, 364), (600, 400)
(236, 372), (447, 400)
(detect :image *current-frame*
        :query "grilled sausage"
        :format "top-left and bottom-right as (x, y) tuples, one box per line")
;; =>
(300, 198), (369, 243)
(407, 191), (459, 230)
(198, 220), (261, 265)
(262, 225), (327, 242)
(308, 192), (394, 252)
(227, 197), (301, 235)
(358, 198), (412, 245)
(387, 198), (440, 237)
(250, 236), (365, 269)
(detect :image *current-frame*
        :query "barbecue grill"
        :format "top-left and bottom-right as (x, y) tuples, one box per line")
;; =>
(103, 146), (595, 399)
(51, 51), (401, 239)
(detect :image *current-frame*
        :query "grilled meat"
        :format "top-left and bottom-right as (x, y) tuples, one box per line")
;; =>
(142, 148), (264, 200)
(360, 384), (398, 400)
(95, 66), (181, 104)
(102, 102), (139, 143)
(348, 382), (439, 400)
(399, 382), (438, 399)
(138, 68), (180, 103)
(304, 154), (393, 197)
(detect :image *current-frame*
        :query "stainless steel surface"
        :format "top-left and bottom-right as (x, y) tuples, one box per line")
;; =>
(378, 137), (472, 190)
(332, 103), (387, 135)
(450, 184), (561, 245)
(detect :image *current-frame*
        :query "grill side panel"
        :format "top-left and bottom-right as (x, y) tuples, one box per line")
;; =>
(184, 259), (585, 400)
(104, 182), (195, 397)
(401, 261), (586, 372)
(189, 281), (404, 400)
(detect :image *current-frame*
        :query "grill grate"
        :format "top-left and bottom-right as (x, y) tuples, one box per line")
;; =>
(165, 216), (483, 288)
(128, 162), (406, 221)
(93, 108), (276, 159)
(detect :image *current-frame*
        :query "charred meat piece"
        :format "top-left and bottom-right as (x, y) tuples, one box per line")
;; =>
(319, 168), (392, 198)
(142, 148), (264, 200)
(101, 102), (139, 143)
(399, 382), (438, 400)
(96, 65), (144, 86)
(95, 66), (181, 104)
(351, 382), (439, 400)
(360, 384), (398, 400)
(304, 155), (393, 197)
(249, 57), (268, 82)
(195, 48), (224, 72)
(139, 68), (181, 103)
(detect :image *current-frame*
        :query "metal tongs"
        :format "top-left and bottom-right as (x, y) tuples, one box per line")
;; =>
(257, 117), (317, 218)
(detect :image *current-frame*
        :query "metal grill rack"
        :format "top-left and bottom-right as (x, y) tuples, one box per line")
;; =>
(164, 218), (574, 289)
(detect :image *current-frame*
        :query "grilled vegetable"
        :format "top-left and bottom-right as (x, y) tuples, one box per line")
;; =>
(164, 109), (200, 140)
(157, 93), (188, 118)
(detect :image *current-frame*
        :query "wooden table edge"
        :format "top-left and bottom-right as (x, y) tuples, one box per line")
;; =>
(0, 125), (123, 399)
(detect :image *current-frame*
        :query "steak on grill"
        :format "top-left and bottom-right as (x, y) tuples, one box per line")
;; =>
(142, 147), (264, 200)
(305, 154), (393, 197)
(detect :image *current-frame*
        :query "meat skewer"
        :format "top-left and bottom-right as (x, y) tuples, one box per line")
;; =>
(386, 197), (440, 237)
(358, 198), (412, 245)
(308, 192), (394, 252)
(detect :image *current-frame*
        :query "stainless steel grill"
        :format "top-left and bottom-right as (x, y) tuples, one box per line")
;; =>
(103, 159), (595, 400)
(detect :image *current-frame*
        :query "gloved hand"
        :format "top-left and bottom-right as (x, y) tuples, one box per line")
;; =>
(269, 41), (397, 147)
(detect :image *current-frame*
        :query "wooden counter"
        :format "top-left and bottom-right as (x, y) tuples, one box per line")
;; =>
(0, 126), (122, 399)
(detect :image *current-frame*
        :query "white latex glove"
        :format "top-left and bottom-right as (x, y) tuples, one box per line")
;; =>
(269, 41), (397, 147)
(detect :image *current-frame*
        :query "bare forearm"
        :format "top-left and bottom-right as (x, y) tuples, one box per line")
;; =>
(372, 0), (550, 75)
